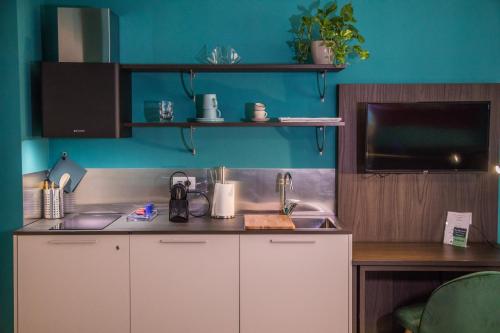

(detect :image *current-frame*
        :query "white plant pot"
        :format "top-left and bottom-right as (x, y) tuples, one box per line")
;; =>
(311, 40), (334, 65)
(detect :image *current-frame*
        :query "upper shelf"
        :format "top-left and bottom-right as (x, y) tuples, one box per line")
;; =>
(120, 64), (346, 73)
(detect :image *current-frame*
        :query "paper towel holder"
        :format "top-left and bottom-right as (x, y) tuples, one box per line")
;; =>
(211, 166), (235, 219)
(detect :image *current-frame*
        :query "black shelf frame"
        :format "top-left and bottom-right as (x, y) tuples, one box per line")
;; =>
(120, 63), (345, 73)
(124, 121), (344, 156)
(123, 121), (345, 128)
(120, 63), (345, 102)
(120, 63), (347, 154)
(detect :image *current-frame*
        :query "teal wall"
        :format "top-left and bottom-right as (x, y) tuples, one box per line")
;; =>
(22, 139), (49, 174)
(1, 0), (47, 331)
(0, 0), (23, 332)
(45, 0), (500, 168)
(2, 1), (499, 331)
(18, 0), (49, 174)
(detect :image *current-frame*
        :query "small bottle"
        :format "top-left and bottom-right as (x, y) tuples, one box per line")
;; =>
(145, 203), (154, 218)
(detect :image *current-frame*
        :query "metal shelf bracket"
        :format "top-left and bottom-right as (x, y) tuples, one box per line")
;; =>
(180, 126), (197, 155)
(316, 71), (327, 102)
(180, 70), (196, 102)
(315, 126), (326, 155)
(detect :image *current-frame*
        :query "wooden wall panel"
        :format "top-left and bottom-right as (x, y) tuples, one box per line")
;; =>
(338, 84), (499, 242)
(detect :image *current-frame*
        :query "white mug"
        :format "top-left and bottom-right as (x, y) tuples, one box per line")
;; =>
(254, 110), (268, 119)
(202, 108), (222, 119)
(196, 94), (218, 110)
(254, 102), (266, 111)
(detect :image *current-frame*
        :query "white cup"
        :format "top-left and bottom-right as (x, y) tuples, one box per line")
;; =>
(254, 103), (266, 111)
(253, 110), (268, 119)
(196, 94), (218, 110)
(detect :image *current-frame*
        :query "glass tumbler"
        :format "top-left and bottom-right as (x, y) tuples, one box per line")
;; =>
(159, 100), (174, 121)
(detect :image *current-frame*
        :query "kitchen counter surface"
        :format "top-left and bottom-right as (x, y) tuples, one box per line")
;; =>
(15, 207), (350, 235)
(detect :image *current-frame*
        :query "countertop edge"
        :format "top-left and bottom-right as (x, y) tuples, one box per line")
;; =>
(351, 260), (500, 267)
(14, 229), (352, 235)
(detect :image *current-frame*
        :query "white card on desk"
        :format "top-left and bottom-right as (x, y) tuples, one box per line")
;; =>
(443, 211), (472, 247)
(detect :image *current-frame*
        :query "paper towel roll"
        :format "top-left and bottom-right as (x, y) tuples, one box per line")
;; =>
(212, 183), (235, 218)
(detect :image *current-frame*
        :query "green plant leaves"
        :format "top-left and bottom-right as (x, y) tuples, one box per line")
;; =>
(352, 45), (370, 60)
(325, 2), (337, 15)
(340, 3), (353, 21)
(340, 29), (353, 39)
(289, 1), (370, 65)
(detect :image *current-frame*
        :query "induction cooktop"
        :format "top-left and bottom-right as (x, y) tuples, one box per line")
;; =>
(50, 214), (121, 230)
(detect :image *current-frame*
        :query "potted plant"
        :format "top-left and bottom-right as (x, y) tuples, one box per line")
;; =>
(291, 2), (369, 65)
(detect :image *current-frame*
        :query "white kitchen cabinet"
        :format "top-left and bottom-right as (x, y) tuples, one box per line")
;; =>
(16, 235), (130, 333)
(240, 234), (352, 333)
(130, 234), (239, 333)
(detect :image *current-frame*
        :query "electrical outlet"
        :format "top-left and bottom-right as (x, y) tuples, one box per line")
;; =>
(172, 176), (196, 191)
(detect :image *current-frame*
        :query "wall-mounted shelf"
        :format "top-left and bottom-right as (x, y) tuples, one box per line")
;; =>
(118, 64), (347, 154)
(123, 121), (345, 128)
(124, 121), (345, 156)
(120, 64), (345, 73)
(120, 64), (345, 102)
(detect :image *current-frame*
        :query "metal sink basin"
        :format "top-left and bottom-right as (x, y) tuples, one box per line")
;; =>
(291, 217), (338, 230)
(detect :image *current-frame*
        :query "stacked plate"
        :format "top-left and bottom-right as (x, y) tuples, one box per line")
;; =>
(195, 117), (224, 123)
(64, 192), (77, 214)
(23, 188), (42, 219)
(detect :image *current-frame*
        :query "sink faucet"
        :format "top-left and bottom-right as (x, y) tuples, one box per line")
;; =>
(279, 172), (297, 215)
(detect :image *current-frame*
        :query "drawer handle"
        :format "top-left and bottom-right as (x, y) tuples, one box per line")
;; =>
(270, 240), (316, 244)
(159, 240), (207, 244)
(48, 240), (97, 245)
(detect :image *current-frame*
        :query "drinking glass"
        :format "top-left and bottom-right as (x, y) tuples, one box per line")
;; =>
(159, 100), (174, 121)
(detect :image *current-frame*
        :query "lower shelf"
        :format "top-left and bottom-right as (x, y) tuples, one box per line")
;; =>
(123, 121), (345, 128)
(123, 121), (343, 156)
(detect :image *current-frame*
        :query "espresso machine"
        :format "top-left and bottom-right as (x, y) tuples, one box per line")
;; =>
(168, 171), (211, 222)
(169, 172), (190, 222)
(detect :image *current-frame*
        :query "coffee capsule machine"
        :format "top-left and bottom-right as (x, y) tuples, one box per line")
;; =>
(168, 171), (211, 222)
(169, 172), (190, 222)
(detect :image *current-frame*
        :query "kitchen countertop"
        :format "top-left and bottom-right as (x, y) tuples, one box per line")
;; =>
(352, 242), (500, 266)
(15, 205), (350, 235)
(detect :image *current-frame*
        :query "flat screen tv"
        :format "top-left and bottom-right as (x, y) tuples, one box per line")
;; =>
(364, 102), (490, 173)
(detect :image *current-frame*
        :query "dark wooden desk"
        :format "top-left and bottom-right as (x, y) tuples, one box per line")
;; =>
(352, 243), (500, 333)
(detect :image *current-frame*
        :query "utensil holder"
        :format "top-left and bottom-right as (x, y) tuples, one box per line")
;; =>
(43, 189), (64, 219)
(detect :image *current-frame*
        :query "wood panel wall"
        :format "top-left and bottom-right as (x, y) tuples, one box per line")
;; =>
(338, 84), (500, 242)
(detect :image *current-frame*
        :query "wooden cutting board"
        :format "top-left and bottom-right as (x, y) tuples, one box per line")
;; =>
(244, 214), (295, 230)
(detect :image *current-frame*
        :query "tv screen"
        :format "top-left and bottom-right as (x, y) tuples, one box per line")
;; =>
(364, 102), (490, 172)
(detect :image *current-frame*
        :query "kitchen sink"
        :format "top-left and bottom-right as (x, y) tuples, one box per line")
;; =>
(291, 217), (338, 230)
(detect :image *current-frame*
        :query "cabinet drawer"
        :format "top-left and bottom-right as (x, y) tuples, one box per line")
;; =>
(240, 234), (350, 333)
(17, 235), (130, 333)
(130, 234), (239, 333)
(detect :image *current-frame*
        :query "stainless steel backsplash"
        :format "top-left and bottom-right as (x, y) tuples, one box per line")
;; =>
(23, 168), (336, 215)
(23, 171), (47, 188)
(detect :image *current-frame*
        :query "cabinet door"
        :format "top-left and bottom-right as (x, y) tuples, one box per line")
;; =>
(130, 235), (239, 333)
(240, 234), (351, 333)
(17, 235), (130, 333)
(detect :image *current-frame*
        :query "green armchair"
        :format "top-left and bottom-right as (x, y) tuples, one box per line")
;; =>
(395, 271), (500, 333)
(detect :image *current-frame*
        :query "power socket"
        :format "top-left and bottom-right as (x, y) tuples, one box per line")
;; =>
(172, 176), (196, 191)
